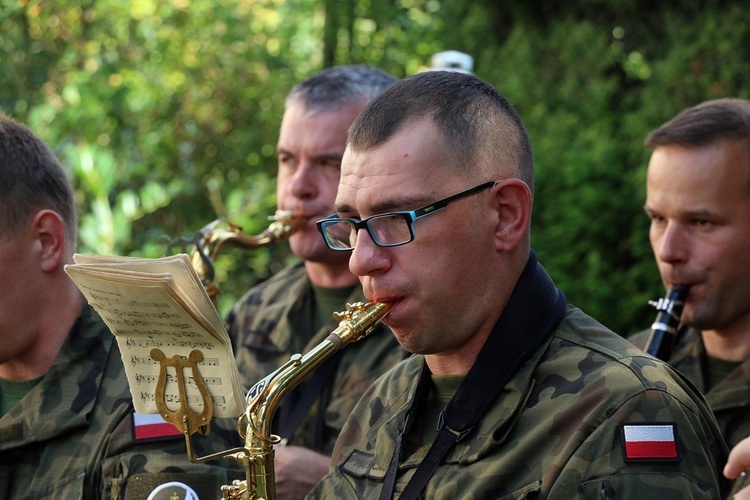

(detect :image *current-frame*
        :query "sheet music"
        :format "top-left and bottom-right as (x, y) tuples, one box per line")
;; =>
(65, 254), (244, 418)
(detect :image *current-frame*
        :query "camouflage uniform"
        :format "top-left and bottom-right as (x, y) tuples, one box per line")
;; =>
(310, 305), (729, 499)
(226, 261), (408, 455)
(0, 304), (243, 499)
(631, 326), (750, 498)
(631, 326), (750, 450)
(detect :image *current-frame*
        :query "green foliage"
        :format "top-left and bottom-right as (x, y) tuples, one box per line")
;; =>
(2, 0), (748, 332)
(485, 18), (655, 335)
(436, 1), (750, 336)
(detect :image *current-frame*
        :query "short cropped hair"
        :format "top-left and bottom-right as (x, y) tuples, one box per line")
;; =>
(285, 65), (398, 113)
(0, 111), (77, 244)
(645, 98), (750, 190)
(347, 71), (534, 194)
(645, 98), (750, 149)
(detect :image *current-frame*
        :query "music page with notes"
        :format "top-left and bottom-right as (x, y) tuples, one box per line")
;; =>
(64, 254), (244, 418)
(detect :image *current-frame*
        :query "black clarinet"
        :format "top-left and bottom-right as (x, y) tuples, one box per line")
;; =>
(644, 285), (689, 360)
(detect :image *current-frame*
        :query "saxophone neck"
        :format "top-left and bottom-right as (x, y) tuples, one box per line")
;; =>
(187, 210), (305, 301)
(199, 211), (303, 257)
(244, 301), (392, 443)
(217, 301), (391, 499)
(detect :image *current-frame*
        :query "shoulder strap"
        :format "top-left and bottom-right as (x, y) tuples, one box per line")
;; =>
(276, 349), (345, 441)
(381, 251), (567, 500)
(379, 363), (431, 499)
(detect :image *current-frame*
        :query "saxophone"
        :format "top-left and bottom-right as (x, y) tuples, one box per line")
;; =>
(161, 301), (392, 499)
(221, 301), (392, 499)
(161, 210), (304, 304)
(644, 285), (689, 360)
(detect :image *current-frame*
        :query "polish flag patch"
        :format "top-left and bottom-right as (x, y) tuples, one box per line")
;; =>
(622, 423), (680, 462)
(133, 412), (183, 441)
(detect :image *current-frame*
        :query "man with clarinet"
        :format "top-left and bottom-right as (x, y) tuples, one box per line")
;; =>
(630, 98), (750, 497)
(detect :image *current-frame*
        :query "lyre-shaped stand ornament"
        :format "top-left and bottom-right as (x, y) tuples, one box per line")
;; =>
(150, 348), (214, 437)
(149, 348), (251, 491)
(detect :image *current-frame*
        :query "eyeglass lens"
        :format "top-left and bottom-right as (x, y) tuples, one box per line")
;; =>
(324, 214), (412, 249)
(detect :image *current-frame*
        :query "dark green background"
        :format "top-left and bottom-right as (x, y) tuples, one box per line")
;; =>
(2, 0), (747, 336)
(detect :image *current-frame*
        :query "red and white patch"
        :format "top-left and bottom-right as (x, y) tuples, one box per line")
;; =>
(132, 412), (183, 441)
(622, 423), (679, 461)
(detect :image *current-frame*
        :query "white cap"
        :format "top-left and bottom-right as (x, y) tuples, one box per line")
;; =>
(429, 51), (474, 74)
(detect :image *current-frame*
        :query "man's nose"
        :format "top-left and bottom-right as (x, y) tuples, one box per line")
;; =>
(348, 228), (391, 277)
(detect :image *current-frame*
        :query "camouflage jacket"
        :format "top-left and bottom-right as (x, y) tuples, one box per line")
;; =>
(310, 305), (729, 499)
(630, 326), (750, 449)
(226, 261), (408, 456)
(631, 326), (750, 499)
(0, 304), (243, 500)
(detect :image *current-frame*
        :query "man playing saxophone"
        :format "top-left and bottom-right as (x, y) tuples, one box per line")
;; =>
(309, 70), (728, 498)
(225, 65), (408, 498)
(629, 98), (750, 497)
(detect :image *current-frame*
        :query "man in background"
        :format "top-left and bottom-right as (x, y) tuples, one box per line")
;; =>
(0, 111), (243, 499)
(630, 98), (750, 497)
(225, 65), (408, 498)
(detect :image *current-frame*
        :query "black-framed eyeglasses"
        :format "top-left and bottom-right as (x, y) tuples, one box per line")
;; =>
(316, 181), (497, 251)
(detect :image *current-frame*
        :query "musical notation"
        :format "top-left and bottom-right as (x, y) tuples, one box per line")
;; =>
(123, 336), (216, 351)
(135, 372), (223, 387)
(64, 253), (245, 418)
(131, 355), (155, 366)
(140, 391), (228, 408)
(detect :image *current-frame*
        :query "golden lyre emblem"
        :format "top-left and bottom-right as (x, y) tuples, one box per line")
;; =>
(150, 348), (214, 436)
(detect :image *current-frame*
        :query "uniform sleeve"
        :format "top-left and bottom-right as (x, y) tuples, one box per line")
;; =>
(551, 387), (728, 498)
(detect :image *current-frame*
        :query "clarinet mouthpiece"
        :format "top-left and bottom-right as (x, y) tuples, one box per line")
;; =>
(644, 285), (689, 360)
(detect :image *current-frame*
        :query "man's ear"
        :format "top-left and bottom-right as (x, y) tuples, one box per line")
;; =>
(32, 209), (67, 272)
(490, 179), (532, 252)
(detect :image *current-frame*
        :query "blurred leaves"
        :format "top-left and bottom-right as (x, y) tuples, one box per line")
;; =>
(443, 0), (750, 335)
(0, 0), (442, 316)
(2, 0), (748, 332)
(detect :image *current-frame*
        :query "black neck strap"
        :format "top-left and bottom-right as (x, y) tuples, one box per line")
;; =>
(276, 349), (344, 440)
(379, 251), (567, 500)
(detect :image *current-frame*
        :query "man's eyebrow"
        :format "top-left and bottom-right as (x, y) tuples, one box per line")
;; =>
(335, 193), (435, 216)
(276, 147), (342, 163)
(643, 204), (717, 219)
(314, 151), (344, 162)
(334, 203), (355, 215)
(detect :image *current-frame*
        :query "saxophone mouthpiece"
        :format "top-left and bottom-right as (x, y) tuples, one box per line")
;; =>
(269, 209), (306, 229)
